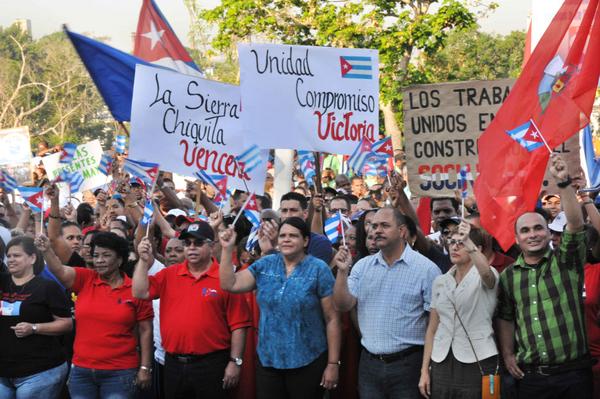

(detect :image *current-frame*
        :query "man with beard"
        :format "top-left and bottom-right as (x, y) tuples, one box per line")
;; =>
(332, 207), (440, 398)
(497, 154), (593, 398)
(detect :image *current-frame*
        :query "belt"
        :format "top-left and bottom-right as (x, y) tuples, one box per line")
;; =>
(167, 349), (227, 364)
(519, 357), (595, 376)
(365, 346), (423, 363)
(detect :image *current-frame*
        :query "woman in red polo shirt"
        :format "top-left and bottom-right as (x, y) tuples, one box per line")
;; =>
(35, 232), (153, 399)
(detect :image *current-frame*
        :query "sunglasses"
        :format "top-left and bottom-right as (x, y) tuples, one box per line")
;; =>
(447, 239), (465, 248)
(183, 239), (212, 247)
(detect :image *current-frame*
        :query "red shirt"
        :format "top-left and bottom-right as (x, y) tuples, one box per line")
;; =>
(71, 268), (154, 370)
(585, 264), (600, 358)
(148, 259), (251, 355)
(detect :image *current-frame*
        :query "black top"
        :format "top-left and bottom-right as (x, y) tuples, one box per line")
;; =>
(67, 251), (86, 268)
(0, 274), (70, 377)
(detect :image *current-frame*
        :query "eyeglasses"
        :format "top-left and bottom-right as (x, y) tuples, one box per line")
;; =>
(183, 239), (212, 247)
(447, 239), (465, 248)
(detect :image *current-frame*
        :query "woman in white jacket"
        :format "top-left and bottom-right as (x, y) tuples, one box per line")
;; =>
(419, 221), (499, 399)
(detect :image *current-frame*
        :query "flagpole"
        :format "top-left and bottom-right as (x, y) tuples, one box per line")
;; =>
(339, 210), (346, 247)
(145, 175), (159, 238)
(529, 119), (554, 154)
(40, 195), (44, 236)
(233, 159), (252, 194)
(231, 193), (253, 227)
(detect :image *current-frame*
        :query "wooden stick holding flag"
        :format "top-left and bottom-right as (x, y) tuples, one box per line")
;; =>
(529, 119), (554, 154)
(231, 193), (253, 227)
(338, 210), (346, 247)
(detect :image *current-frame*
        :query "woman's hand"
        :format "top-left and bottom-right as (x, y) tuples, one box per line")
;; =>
(219, 227), (237, 251)
(320, 363), (339, 390)
(137, 237), (154, 267)
(418, 369), (431, 398)
(332, 246), (352, 272)
(135, 368), (152, 390)
(34, 234), (51, 253)
(11, 322), (35, 338)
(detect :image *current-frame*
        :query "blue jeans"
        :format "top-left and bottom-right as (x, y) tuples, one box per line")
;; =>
(0, 362), (68, 399)
(67, 365), (138, 399)
(358, 348), (422, 399)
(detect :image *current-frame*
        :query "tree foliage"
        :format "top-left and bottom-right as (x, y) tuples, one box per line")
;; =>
(0, 24), (112, 148)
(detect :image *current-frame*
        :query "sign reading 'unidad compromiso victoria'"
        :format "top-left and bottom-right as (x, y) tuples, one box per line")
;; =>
(238, 43), (379, 154)
(129, 64), (267, 194)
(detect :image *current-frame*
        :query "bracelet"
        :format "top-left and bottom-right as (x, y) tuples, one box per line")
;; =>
(583, 201), (594, 205)
(139, 366), (153, 373)
(49, 214), (61, 219)
(556, 176), (572, 188)
(328, 361), (341, 366)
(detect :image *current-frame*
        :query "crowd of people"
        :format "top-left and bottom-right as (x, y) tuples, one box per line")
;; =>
(0, 151), (598, 399)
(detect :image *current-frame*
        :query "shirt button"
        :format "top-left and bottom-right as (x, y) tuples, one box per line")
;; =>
(537, 334), (542, 338)
(533, 301), (537, 304)
(531, 284), (536, 288)
(543, 352), (547, 355)
(534, 317), (538, 321)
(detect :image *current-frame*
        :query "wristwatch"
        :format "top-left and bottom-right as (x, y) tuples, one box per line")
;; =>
(31, 324), (38, 334)
(230, 357), (243, 366)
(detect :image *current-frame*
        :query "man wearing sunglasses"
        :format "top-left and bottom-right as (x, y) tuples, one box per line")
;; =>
(133, 221), (251, 399)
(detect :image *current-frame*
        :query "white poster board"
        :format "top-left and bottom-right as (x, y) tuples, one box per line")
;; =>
(129, 64), (267, 194)
(238, 43), (379, 154)
(42, 140), (105, 192)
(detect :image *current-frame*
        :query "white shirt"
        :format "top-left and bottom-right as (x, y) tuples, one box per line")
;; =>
(148, 259), (166, 365)
(430, 265), (499, 363)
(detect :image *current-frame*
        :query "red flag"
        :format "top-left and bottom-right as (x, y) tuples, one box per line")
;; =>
(134, 0), (202, 76)
(474, 0), (600, 250)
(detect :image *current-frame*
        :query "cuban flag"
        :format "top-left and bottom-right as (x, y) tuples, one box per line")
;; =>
(582, 125), (600, 189)
(245, 224), (260, 252)
(340, 56), (373, 80)
(243, 193), (261, 227)
(371, 136), (394, 157)
(458, 166), (469, 199)
(18, 187), (44, 213)
(59, 143), (78, 164)
(297, 150), (316, 186)
(98, 154), (114, 176)
(141, 199), (154, 225)
(195, 170), (231, 199)
(134, 0), (202, 77)
(58, 170), (85, 193)
(363, 155), (388, 177)
(0, 170), (18, 192)
(347, 137), (375, 175)
(115, 135), (127, 154)
(324, 212), (343, 244)
(505, 120), (545, 152)
(123, 158), (159, 187)
(236, 145), (262, 174)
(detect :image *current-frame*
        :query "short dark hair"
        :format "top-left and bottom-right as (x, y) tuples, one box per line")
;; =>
(331, 195), (351, 211)
(232, 190), (247, 201)
(77, 203), (95, 226)
(350, 176), (363, 183)
(60, 221), (81, 235)
(379, 207), (410, 228)
(6, 236), (45, 275)
(108, 196), (125, 207)
(279, 217), (311, 239)
(257, 194), (272, 210)
(281, 192), (308, 210)
(323, 187), (337, 197)
(90, 232), (130, 269)
(430, 197), (459, 212)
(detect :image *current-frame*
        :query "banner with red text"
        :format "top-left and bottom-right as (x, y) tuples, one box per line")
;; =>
(129, 64), (267, 194)
(238, 43), (379, 154)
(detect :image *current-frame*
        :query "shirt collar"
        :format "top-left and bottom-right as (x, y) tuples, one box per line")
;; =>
(374, 244), (414, 267)
(513, 248), (552, 269)
(176, 258), (220, 279)
(92, 272), (132, 288)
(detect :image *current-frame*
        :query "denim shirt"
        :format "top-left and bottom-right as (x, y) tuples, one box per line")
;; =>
(248, 253), (335, 369)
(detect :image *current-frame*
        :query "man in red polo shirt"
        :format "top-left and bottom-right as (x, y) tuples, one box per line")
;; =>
(134, 221), (251, 399)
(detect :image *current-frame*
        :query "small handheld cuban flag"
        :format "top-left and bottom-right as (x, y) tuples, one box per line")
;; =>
(245, 224), (260, 252)
(195, 170), (230, 199)
(347, 137), (374, 176)
(59, 170), (85, 193)
(123, 158), (159, 187)
(297, 151), (316, 186)
(371, 136), (394, 157)
(59, 143), (78, 164)
(458, 167), (468, 199)
(141, 199), (154, 226)
(363, 155), (388, 177)
(0, 170), (18, 192)
(243, 193), (261, 227)
(340, 55), (373, 80)
(505, 119), (550, 153)
(236, 145), (262, 174)
(98, 154), (113, 176)
(18, 187), (44, 213)
(324, 212), (343, 244)
(115, 135), (127, 154)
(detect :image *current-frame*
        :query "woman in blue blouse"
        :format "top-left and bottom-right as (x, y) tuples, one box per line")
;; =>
(219, 217), (341, 399)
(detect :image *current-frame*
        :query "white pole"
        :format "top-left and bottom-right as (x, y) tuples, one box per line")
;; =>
(273, 149), (295, 210)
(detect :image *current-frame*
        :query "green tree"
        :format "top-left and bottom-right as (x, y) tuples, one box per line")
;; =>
(420, 29), (525, 82)
(188, 0), (478, 151)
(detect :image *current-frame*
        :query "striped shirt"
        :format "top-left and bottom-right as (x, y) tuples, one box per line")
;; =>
(497, 230), (589, 365)
(348, 245), (440, 354)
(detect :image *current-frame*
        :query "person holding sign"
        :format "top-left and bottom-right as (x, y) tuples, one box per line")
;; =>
(218, 217), (341, 399)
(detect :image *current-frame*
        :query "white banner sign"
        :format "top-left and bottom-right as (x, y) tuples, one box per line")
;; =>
(42, 140), (105, 192)
(239, 43), (379, 154)
(0, 126), (32, 166)
(129, 64), (267, 194)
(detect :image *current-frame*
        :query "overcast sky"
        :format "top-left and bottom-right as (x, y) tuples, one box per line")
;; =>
(0, 0), (531, 51)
